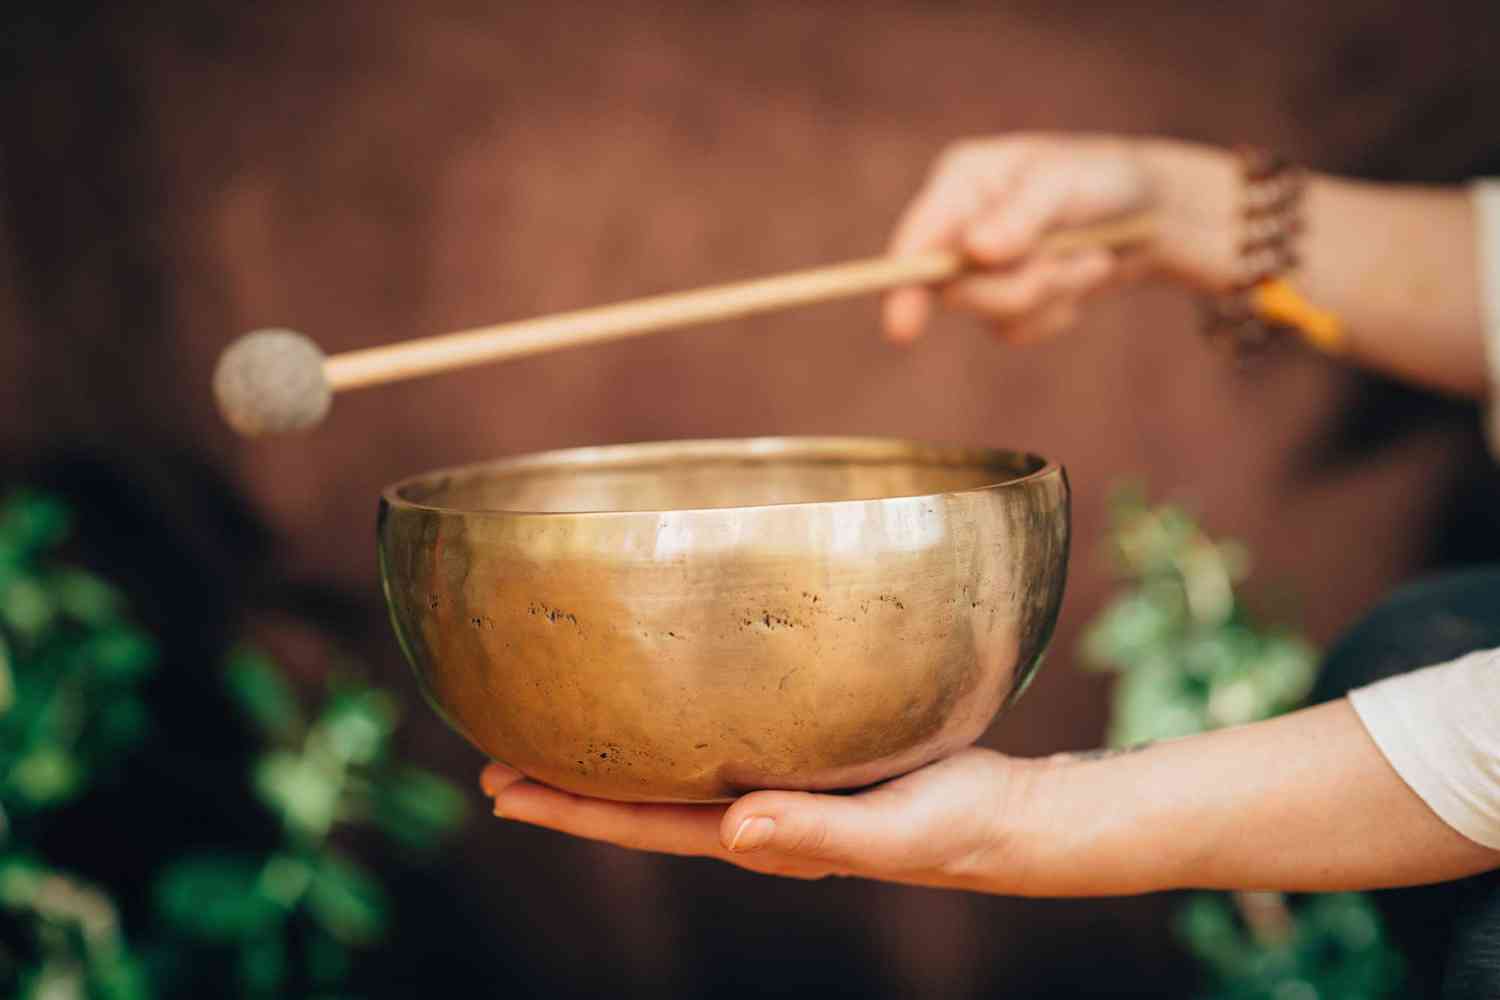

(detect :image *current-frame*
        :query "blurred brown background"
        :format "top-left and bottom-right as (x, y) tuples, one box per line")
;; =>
(5, 0), (1500, 995)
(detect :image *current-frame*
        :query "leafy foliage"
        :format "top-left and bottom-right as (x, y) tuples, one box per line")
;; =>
(0, 491), (470, 998)
(0, 492), (156, 818)
(1083, 485), (1319, 743)
(1178, 893), (1404, 1000)
(1083, 486), (1405, 999)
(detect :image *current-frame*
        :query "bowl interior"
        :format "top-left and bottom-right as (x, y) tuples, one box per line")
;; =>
(388, 438), (1049, 515)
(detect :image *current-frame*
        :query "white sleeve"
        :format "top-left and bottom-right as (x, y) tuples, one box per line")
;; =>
(1474, 180), (1500, 456)
(1349, 648), (1500, 850)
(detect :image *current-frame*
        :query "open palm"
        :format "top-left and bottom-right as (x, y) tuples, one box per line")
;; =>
(482, 748), (1031, 890)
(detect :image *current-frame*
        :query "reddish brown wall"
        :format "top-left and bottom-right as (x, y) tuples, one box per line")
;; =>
(5, 1), (1500, 994)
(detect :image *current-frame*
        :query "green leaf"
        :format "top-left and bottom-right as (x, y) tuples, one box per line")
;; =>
(306, 929), (350, 986)
(237, 932), (287, 998)
(8, 652), (75, 760)
(256, 854), (313, 908)
(1299, 893), (1382, 954)
(95, 697), (150, 751)
(1249, 634), (1318, 712)
(1109, 658), (1205, 746)
(48, 570), (123, 626)
(0, 492), (70, 558)
(85, 947), (152, 1000)
(2, 577), (56, 638)
(155, 855), (285, 942)
(318, 689), (396, 766)
(0, 855), (48, 905)
(1206, 674), (1264, 728)
(7, 746), (83, 807)
(226, 648), (303, 741)
(306, 855), (388, 946)
(372, 766), (469, 851)
(0, 630), (13, 714)
(1176, 893), (1251, 980)
(21, 962), (86, 1000)
(1180, 629), (1251, 682)
(1081, 589), (1184, 671)
(82, 629), (157, 685)
(255, 751), (340, 839)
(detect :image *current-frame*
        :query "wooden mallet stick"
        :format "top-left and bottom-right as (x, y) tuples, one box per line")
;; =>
(214, 211), (1155, 435)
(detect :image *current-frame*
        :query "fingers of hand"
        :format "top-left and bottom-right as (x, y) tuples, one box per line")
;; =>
(712, 760), (1002, 883)
(962, 159), (1081, 265)
(963, 138), (1148, 266)
(882, 287), (932, 345)
(884, 140), (1138, 344)
(480, 773), (840, 881)
(479, 761), (525, 799)
(992, 300), (1080, 346)
(721, 791), (878, 870)
(882, 141), (1030, 344)
(486, 777), (728, 859)
(943, 247), (1113, 331)
(889, 141), (1028, 258)
(477, 749), (1013, 887)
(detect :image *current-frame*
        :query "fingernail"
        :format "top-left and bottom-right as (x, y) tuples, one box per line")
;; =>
(728, 816), (776, 853)
(492, 798), (507, 820)
(480, 763), (519, 798)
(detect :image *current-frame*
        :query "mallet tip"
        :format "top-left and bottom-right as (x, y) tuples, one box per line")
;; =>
(213, 328), (331, 436)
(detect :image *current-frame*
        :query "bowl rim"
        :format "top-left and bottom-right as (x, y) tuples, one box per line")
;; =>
(380, 435), (1063, 519)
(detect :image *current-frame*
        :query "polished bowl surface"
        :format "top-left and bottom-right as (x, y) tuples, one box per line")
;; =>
(378, 437), (1069, 802)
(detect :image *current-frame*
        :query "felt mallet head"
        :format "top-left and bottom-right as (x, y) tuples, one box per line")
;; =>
(213, 329), (331, 436)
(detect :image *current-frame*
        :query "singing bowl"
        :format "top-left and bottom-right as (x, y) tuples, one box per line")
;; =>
(377, 437), (1069, 802)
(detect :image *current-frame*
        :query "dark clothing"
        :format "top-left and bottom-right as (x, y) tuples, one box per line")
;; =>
(1316, 568), (1500, 1000)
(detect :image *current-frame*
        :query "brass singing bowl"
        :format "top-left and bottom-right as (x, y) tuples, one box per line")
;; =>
(378, 437), (1069, 802)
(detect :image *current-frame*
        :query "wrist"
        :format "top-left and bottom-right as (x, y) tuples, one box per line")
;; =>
(961, 752), (1158, 897)
(1133, 138), (1240, 292)
(993, 744), (1206, 897)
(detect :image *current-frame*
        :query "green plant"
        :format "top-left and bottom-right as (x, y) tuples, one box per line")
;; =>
(1082, 485), (1405, 999)
(0, 490), (469, 998)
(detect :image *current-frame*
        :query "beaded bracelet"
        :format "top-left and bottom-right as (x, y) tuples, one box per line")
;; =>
(1201, 147), (1343, 355)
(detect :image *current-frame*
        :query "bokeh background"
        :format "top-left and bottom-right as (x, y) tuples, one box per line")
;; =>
(5, 1), (1500, 995)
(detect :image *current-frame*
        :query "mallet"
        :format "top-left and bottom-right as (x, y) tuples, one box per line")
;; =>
(214, 212), (1155, 435)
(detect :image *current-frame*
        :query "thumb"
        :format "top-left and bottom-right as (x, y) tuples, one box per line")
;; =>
(720, 790), (907, 868)
(883, 287), (932, 343)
